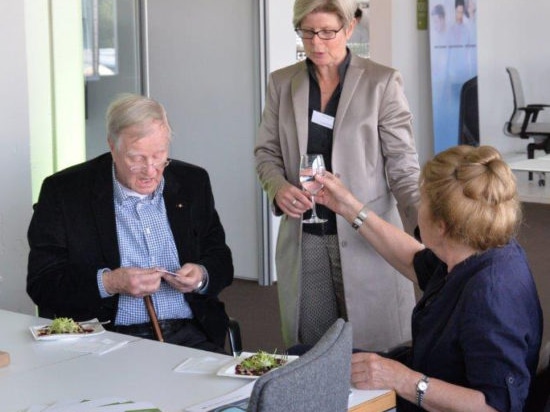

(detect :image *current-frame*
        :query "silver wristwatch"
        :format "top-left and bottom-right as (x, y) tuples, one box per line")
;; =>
(416, 375), (429, 408)
(193, 265), (208, 292)
(351, 206), (369, 230)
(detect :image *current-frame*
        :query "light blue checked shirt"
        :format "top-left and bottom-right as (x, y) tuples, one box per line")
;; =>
(97, 168), (193, 325)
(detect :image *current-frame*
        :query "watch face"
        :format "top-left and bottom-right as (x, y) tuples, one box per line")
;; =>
(418, 381), (428, 391)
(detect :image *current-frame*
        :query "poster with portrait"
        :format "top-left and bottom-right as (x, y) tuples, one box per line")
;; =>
(429, 0), (477, 153)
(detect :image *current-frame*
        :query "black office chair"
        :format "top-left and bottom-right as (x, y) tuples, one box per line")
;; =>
(458, 76), (480, 147)
(504, 67), (550, 180)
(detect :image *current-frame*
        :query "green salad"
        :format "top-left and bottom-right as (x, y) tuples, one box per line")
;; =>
(235, 351), (287, 376)
(37, 317), (90, 336)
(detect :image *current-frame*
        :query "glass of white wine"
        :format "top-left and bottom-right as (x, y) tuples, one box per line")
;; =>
(299, 154), (327, 224)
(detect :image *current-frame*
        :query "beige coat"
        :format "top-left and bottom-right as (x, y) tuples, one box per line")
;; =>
(254, 55), (421, 351)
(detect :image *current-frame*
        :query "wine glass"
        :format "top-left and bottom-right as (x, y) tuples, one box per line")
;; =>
(299, 154), (327, 224)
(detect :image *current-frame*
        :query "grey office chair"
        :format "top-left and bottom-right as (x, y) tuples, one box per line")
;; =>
(247, 318), (352, 412)
(504, 67), (550, 180)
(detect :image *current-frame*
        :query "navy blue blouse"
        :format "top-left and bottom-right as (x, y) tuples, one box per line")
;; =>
(402, 239), (542, 411)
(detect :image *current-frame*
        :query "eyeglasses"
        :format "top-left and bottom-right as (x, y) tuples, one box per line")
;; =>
(128, 159), (171, 173)
(295, 26), (344, 40)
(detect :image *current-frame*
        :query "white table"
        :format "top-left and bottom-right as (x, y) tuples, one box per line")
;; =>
(0, 309), (395, 411)
(508, 154), (550, 186)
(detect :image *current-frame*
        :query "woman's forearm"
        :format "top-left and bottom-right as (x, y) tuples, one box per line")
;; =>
(345, 204), (423, 283)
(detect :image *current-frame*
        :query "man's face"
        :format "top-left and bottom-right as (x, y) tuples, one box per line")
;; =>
(109, 118), (170, 195)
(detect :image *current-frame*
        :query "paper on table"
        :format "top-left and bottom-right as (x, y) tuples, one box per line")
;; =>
(184, 381), (255, 412)
(66, 337), (129, 355)
(22, 397), (161, 412)
(173, 356), (229, 374)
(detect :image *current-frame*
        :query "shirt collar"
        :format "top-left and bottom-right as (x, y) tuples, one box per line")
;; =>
(112, 164), (165, 205)
(305, 48), (351, 84)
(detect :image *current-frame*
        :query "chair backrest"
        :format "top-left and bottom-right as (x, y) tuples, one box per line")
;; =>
(458, 76), (479, 146)
(507, 66), (526, 109)
(247, 318), (352, 412)
(505, 67), (526, 133)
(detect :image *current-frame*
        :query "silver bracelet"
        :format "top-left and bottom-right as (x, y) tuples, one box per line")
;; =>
(351, 206), (369, 230)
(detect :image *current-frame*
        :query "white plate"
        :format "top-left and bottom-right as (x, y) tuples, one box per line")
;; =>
(216, 352), (299, 379)
(29, 320), (106, 341)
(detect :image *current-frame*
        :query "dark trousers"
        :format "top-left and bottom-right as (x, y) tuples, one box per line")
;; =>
(112, 318), (227, 354)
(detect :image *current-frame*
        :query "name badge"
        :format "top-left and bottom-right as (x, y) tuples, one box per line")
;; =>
(311, 110), (335, 130)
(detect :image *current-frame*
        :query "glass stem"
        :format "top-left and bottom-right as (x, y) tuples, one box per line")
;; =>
(310, 195), (318, 219)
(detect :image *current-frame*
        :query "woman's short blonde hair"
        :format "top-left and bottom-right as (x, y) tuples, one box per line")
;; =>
(421, 145), (521, 251)
(106, 93), (172, 149)
(293, 0), (357, 28)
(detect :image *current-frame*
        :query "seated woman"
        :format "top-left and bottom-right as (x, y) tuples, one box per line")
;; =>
(315, 145), (542, 411)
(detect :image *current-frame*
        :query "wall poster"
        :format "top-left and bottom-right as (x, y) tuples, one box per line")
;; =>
(429, 0), (478, 153)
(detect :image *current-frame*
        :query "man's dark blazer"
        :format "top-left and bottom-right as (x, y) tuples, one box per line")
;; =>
(27, 153), (233, 347)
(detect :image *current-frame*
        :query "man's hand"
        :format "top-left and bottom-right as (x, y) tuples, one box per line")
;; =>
(102, 267), (162, 297)
(162, 263), (205, 293)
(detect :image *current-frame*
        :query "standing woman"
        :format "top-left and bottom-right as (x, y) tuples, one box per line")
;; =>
(254, 0), (421, 350)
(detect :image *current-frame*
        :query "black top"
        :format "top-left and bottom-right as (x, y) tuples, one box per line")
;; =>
(303, 50), (351, 235)
(397, 240), (542, 411)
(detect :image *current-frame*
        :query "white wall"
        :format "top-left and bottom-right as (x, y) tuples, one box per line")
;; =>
(478, 0), (550, 155)
(0, 1), (34, 314)
(267, 0), (295, 72)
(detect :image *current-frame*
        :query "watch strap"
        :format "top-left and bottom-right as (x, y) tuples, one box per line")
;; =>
(416, 375), (429, 408)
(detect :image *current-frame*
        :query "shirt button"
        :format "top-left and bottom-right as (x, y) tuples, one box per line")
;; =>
(145, 228), (151, 235)
(341, 240), (348, 247)
(507, 376), (514, 384)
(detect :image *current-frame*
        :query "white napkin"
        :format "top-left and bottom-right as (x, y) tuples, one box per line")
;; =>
(173, 356), (229, 374)
(66, 337), (129, 355)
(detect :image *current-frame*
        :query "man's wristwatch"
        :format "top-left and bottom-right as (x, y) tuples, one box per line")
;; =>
(193, 266), (207, 292)
(416, 375), (429, 408)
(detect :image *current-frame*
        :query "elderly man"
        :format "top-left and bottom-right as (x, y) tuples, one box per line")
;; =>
(27, 94), (233, 353)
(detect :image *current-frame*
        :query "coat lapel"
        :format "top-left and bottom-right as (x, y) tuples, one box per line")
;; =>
(91, 156), (120, 267)
(334, 56), (365, 134)
(162, 170), (191, 263)
(291, 66), (310, 156)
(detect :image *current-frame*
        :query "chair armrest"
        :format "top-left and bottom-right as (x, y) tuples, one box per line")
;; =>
(518, 106), (547, 135)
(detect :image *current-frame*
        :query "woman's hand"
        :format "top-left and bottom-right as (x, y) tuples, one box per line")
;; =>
(352, 352), (498, 412)
(275, 182), (312, 218)
(351, 352), (412, 391)
(315, 172), (363, 222)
